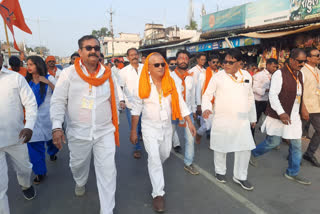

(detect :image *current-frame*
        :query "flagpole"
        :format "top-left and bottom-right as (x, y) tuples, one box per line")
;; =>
(3, 18), (11, 57)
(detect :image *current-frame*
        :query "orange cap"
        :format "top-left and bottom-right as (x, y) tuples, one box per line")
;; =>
(45, 56), (56, 63)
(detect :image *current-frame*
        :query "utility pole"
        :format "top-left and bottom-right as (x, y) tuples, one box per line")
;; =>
(108, 7), (115, 57)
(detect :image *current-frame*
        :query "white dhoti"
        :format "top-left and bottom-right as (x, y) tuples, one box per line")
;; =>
(172, 130), (180, 148)
(143, 128), (172, 198)
(214, 150), (251, 180)
(68, 133), (116, 214)
(0, 144), (32, 214)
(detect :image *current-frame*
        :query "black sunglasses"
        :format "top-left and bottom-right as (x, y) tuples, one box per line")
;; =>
(311, 54), (320, 57)
(294, 59), (307, 64)
(82, 45), (101, 52)
(211, 60), (219, 64)
(223, 60), (237, 65)
(153, 63), (166, 68)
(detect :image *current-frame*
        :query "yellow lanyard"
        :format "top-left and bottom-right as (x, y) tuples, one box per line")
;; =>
(286, 64), (300, 90)
(228, 69), (244, 83)
(158, 89), (163, 109)
(305, 64), (320, 84)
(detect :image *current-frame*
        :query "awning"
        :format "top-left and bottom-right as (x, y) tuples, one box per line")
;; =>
(240, 23), (320, 39)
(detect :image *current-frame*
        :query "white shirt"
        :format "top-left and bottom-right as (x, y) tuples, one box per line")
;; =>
(131, 76), (190, 139)
(50, 61), (119, 141)
(261, 70), (303, 139)
(53, 68), (63, 80)
(118, 64), (143, 109)
(189, 65), (206, 93)
(30, 75), (56, 142)
(170, 71), (196, 113)
(196, 69), (217, 106)
(202, 70), (256, 152)
(252, 69), (272, 101)
(0, 68), (37, 148)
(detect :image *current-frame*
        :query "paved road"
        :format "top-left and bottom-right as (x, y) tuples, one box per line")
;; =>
(7, 112), (320, 214)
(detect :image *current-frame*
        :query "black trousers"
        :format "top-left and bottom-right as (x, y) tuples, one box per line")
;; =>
(304, 113), (320, 157)
(251, 100), (268, 137)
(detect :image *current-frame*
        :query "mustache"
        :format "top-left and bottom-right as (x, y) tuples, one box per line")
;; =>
(88, 53), (99, 57)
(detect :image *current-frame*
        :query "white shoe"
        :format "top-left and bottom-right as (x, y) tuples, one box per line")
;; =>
(75, 184), (85, 197)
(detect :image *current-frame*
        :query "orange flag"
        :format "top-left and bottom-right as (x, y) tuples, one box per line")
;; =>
(0, 0), (32, 51)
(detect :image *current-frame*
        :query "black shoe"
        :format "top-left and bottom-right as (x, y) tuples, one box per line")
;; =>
(233, 177), (254, 191)
(215, 174), (226, 183)
(303, 154), (320, 167)
(22, 186), (36, 200)
(173, 146), (181, 153)
(50, 155), (57, 161)
(284, 173), (311, 185)
(33, 175), (46, 185)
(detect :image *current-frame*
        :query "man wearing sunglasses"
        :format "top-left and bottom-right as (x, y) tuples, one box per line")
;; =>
(50, 35), (120, 213)
(118, 48), (144, 159)
(45, 56), (62, 80)
(252, 58), (279, 138)
(171, 50), (199, 175)
(251, 48), (311, 185)
(202, 49), (256, 191)
(195, 54), (219, 144)
(300, 47), (320, 167)
(130, 53), (195, 212)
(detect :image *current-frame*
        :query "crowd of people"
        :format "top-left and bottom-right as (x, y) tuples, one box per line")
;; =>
(0, 34), (319, 214)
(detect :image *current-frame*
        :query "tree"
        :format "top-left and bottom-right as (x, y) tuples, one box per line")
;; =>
(92, 27), (112, 39)
(185, 19), (198, 30)
(34, 46), (50, 55)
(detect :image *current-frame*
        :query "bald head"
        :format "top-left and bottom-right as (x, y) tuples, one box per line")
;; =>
(148, 53), (166, 81)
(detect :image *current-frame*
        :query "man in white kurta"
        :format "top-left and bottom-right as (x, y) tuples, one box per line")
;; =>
(50, 35), (119, 214)
(195, 55), (219, 143)
(251, 49), (311, 185)
(118, 48), (144, 158)
(188, 53), (206, 89)
(0, 57), (38, 214)
(130, 53), (195, 213)
(202, 49), (256, 191)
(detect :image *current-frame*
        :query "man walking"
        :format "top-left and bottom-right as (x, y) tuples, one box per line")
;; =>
(50, 35), (119, 214)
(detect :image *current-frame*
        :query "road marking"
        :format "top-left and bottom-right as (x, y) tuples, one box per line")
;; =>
(171, 151), (268, 214)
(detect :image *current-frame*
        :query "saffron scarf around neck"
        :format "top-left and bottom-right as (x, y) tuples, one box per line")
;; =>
(74, 58), (120, 146)
(174, 68), (193, 101)
(202, 67), (215, 104)
(28, 74), (49, 107)
(48, 67), (57, 77)
(138, 52), (183, 121)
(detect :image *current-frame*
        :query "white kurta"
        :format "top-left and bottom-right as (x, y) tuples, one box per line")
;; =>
(170, 71), (196, 113)
(189, 65), (205, 90)
(202, 70), (256, 153)
(30, 75), (56, 142)
(118, 64), (143, 109)
(252, 69), (272, 101)
(0, 68), (37, 148)
(50, 61), (119, 140)
(261, 70), (303, 139)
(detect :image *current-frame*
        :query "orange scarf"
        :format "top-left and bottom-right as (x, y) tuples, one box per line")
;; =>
(139, 53), (182, 121)
(48, 67), (57, 77)
(174, 68), (193, 101)
(74, 58), (119, 146)
(202, 67), (215, 104)
(9, 67), (27, 77)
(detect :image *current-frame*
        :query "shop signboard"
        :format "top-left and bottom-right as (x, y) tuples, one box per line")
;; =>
(202, 5), (246, 33)
(291, 0), (320, 21)
(246, 0), (291, 27)
(186, 37), (260, 53)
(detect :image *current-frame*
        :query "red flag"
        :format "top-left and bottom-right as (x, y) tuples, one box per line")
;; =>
(0, 0), (32, 51)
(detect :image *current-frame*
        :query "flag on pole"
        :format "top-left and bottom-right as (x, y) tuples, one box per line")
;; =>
(0, 0), (32, 51)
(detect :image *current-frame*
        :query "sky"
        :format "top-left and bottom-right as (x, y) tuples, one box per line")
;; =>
(0, 0), (256, 57)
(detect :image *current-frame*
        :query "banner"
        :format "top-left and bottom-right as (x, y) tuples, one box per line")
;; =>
(186, 37), (260, 53)
(202, 5), (246, 32)
(246, 0), (291, 27)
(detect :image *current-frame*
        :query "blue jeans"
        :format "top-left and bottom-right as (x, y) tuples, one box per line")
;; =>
(252, 135), (301, 176)
(172, 114), (195, 166)
(126, 107), (142, 151)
